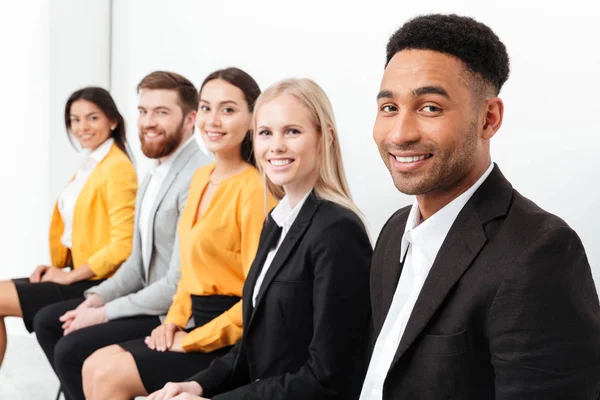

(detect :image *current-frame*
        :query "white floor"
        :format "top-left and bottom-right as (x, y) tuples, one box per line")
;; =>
(0, 321), (146, 399)
(0, 332), (60, 399)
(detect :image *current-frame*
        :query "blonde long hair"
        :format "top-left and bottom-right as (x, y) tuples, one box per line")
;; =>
(252, 78), (364, 223)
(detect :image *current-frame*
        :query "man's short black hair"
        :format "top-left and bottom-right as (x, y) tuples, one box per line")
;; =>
(386, 14), (510, 94)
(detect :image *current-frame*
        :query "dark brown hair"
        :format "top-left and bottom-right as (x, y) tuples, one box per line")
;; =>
(64, 87), (130, 158)
(137, 71), (199, 116)
(199, 67), (261, 166)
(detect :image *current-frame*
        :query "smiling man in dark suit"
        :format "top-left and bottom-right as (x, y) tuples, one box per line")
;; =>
(360, 14), (600, 400)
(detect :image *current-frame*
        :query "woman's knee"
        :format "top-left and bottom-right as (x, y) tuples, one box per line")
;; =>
(0, 281), (22, 317)
(82, 345), (123, 380)
(87, 350), (138, 394)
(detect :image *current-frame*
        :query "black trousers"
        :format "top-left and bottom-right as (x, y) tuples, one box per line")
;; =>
(33, 298), (161, 400)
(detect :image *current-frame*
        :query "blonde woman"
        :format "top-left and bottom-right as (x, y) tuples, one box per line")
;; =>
(149, 78), (373, 400)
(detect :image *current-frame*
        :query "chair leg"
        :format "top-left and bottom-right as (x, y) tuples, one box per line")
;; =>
(55, 386), (62, 400)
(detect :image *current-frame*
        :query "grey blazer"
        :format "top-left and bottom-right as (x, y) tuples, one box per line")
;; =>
(87, 139), (209, 320)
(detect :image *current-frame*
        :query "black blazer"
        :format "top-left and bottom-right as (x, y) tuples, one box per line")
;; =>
(370, 165), (600, 399)
(191, 192), (373, 399)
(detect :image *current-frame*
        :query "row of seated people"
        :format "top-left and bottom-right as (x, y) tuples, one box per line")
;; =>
(1, 68), (371, 399)
(1, 13), (600, 400)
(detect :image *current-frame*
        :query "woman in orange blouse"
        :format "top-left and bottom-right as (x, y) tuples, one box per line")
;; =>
(81, 68), (277, 400)
(0, 87), (137, 368)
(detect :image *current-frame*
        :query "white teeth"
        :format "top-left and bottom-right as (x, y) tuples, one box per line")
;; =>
(395, 155), (428, 163)
(270, 159), (292, 166)
(207, 132), (225, 137)
(145, 132), (160, 138)
(81, 134), (94, 140)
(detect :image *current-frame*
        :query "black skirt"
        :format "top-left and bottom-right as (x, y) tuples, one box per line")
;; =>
(120, 294), (240, 394)
(12, 277), (101, 332)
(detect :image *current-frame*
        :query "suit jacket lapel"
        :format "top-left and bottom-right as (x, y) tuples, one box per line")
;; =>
(390, 164), (512, 366)
(133, 174), (150, 265)
(242, 217), (279, 325)
(390, 201), (487, 365)
(247, 193), (320, 328)
(379, 217), (408, 332)
(143, 141), (197, 274)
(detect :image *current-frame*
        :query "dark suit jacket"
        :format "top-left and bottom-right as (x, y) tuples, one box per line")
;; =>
(191, 192), (373, 399)
(370, 165), (600, 399)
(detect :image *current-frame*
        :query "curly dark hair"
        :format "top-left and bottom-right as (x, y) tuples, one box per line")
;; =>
(386, 14), (510, 94)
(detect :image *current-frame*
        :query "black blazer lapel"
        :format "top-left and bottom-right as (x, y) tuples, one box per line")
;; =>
(390, 164), (512, 366)
(390, 201), (487, 366)
(242, 217), (279, 324)
(370, 206), (410, 335)
(248, 193), (320, 326)
(380, 220), (407, 330)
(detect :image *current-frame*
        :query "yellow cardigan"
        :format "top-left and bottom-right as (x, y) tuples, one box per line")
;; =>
(48, 143), (137, 280)
(165, 164), (278, 352)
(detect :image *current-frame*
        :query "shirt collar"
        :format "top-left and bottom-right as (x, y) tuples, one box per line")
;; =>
(149, 135), (194, 178)
(271, 191), (312, 231)
(87, 137), (114, 164)
(400, 162), (494, 264)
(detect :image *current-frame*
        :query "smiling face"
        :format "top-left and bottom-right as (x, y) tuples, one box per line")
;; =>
(137, 89), (189, 160)
(374, 49), (491, 197)
(68, 99), (114, 151)
(254, 93), (321, 199)
(196, 79), (252, 158)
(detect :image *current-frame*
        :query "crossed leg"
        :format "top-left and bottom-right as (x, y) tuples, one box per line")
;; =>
(82, 344), (147, 400)
(0, 280), (23, 368)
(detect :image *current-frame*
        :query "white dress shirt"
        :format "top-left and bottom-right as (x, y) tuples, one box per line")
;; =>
(359, 162), (494, 400)
(57, 138), (114, 249)
(252, 191), (311, 307)
(138, 136), (195, 267)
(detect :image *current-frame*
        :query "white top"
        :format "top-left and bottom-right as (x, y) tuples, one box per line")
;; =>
(57, 138), (114, 249)
(138, 136), (194, 267)
(359, 162), (494, 400)
(252, 191), (312, 307)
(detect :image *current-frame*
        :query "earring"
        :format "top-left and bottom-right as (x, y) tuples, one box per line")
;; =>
(111, 126), (116, 131)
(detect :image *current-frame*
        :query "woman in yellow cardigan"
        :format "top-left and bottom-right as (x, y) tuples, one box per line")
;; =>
(0, 87), (137, 368)
(81, 68), (277, 400)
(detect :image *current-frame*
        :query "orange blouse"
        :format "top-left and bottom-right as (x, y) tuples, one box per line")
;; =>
(165, 164), (278, 352)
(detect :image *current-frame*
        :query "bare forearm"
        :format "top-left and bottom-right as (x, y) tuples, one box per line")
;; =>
(68, 264), (95, 283)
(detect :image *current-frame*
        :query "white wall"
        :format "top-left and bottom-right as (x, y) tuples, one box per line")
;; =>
(0, 1), (50, 280)
(1, 0), (111, 335)
(111, 0), (600, 286)
(0, 0), (50, 336)
(48, 0), (111, 214)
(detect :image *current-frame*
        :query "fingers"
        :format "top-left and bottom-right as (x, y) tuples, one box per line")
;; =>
(29, 265), (47, 283)
(166, 324), (176, 349)
(157, 325), (167, 352)
(145, 335), (156, 350)
(63, 319), (76, 335)
(40, 267), (56, 283)
(164, 382), (183, 400)
(148, 326), (163, 351)
(147, 381), (179, 400)
(61, 319), (72, 331)
(59, 309), (77, 322)
(146, 324), (179, 352)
